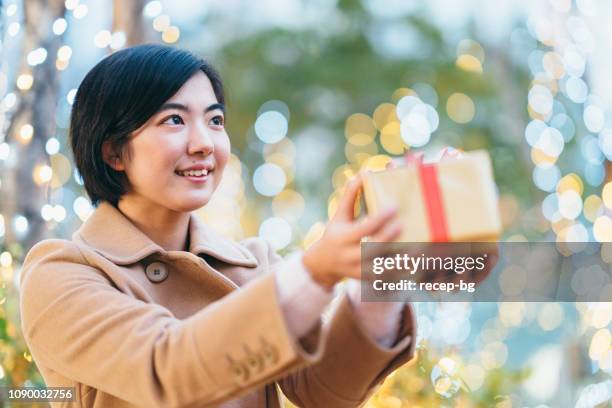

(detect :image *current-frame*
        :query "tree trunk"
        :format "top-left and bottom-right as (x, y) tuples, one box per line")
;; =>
(112, 0), (151, 47)
(1, 0), (66, 251)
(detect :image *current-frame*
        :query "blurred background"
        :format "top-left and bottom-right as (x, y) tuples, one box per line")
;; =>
(0, 0), (611, 406)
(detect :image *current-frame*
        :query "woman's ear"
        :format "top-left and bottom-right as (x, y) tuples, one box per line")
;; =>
(101, 140), (125, 171)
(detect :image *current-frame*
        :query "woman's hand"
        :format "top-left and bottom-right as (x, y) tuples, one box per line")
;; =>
(302, 173), (403, 290)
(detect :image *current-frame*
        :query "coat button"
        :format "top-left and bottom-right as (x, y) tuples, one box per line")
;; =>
(243, 346), (264, 374)
(145, 262), (168, 283)
(229, 361), (250, 385)
(262, 345), (279, 365)
(260, 339), (279, 365)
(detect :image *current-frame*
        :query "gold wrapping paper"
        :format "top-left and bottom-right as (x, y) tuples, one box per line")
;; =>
(362, 150), (501, 242)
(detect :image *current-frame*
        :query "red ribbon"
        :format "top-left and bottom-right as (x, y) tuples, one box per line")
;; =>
(405, 152), (449, 242)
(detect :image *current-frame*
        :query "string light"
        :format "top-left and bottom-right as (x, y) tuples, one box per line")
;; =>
(143, 1), (163, 18)
(162, 26), (180, 43)
(72, 4), (88, 19)
(457, 53), (482, 72)
(45, 138), (60, 155)
(57, 45), (72, 61)
(56, 59), (69, 71)
(153, 14), (170, 32)
(13, 215), (28, 235)
(526, 11), (609, 244)
(52, 18), (68, 35)
(7, 22), (20, 37)
(52, 205), (66, 222)
(109, 32), (126, 50)
(64, 0), (79, 11)
(73, 197), (93, 221)
(94, 30), (112, 48)
(446, 93), (475, 124)
(66, 89), (77, 105)
(3, 93), (17, 109)
(32, 164), (53, 185)
(6, 4), (17, 17)
(0, 252), (12, 267)
(27, 48), (48, 66)
(16, 74), (33, 90)
(18, 124), (33, 144)
(56, 43), (73, 69)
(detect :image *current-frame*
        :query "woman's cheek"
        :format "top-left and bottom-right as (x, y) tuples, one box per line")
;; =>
(215, 134), (231, 167)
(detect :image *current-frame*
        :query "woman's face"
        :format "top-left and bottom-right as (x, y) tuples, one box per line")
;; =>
(110, 71), (230, 213)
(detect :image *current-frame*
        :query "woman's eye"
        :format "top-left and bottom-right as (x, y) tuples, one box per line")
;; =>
(162, 114), (184, 125)
(210, 115), (225, 127)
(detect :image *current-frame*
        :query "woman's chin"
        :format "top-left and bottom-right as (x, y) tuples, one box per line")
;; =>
(165, 191), (213, 212)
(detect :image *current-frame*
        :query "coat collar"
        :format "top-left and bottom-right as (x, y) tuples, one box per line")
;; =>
(73, 201), (258, 267)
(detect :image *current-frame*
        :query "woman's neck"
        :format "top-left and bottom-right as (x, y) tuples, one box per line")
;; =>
(116, 195), (191, 252)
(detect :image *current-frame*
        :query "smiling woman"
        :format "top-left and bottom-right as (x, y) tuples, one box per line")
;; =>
(70, 45), (227, 215)
(18, 44), (416, 408)
(103, 72), (228, 215)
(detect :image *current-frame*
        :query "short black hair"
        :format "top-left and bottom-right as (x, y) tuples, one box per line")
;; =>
(70, 44), (224, 206)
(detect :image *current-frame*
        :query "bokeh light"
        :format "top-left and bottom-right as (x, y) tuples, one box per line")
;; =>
(253, 163), (286, 196)
(258, 217), (292, 250)
(255, 110), (289, 144)
(0, 2), (611, 406)
(446, 93), (475, 124)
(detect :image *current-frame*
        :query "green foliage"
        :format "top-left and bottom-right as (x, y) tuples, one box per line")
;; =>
(212, 7), (535, 238)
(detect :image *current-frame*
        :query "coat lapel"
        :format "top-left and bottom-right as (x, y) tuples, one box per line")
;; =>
(73, 201), (259, 269)
(188, 213), (258, 267)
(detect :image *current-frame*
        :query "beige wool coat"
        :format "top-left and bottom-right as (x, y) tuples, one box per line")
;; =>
(19, 201), (417, 408)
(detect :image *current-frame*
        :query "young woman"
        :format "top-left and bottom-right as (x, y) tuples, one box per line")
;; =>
(19, 44), (416, 408)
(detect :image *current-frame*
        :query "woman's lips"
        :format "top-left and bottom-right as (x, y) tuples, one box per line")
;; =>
(175, 170), (212, 183)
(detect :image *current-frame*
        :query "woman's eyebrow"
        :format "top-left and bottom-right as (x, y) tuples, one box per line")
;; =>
(205, 103), (225, 113)
(157, 102), (225, 114)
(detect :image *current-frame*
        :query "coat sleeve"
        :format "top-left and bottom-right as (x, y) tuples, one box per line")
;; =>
(278, 295), (417, 407)
(255, 240), (417, 408)
(18, 239), (328, 408)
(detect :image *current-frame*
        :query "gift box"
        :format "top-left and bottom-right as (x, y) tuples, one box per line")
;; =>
(361, 149), (501, 242)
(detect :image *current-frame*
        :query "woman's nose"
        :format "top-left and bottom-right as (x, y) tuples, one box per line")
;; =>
(187, 126), (214, 156)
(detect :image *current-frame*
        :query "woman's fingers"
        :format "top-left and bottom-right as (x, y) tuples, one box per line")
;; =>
(351, 207), (398, 240)
(333, 174), (364, 222)
(370, 219), (403, 243)
(440, 146), (462, 160)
